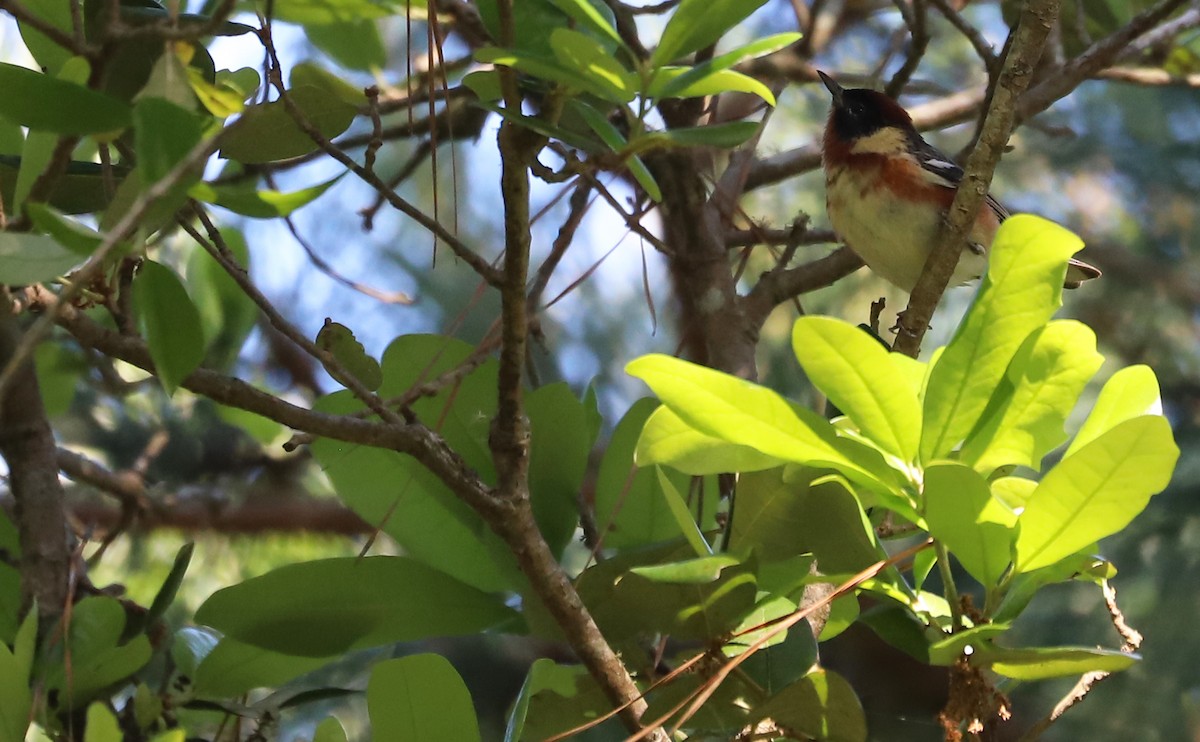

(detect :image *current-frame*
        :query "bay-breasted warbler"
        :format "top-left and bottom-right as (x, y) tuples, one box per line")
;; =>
(818, 70), (1100, 293)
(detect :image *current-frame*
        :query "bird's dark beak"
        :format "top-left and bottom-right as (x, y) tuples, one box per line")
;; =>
(817, 70), (844, 107)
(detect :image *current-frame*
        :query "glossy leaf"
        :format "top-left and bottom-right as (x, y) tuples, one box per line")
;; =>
(626, 354), (867, 478)
(961, 320), (1103, 474)
(526, 383), (592, 557)
(193, 637), (329, 698)
(549, 28), (636, 103)
(1066, 364), (1162, 456)
(134, 97), (206, 222)
(926, 623), (1011, 666)
(793, 316), (922, 462)
(922, 215), (1084, 461)
(651, 33), (799, 100)
(645, 121), (761, 149)
(0, 233), (84, 284)
(596, 400), (687, 547)
(192, 174), (342, 219)
(545, 0), (622, 46)
(979, 645), (1139, 680)
(0, 63), (130, 134)
(17, 0), (73, 74)
(43, 597), (152, 709)
(134, 260), (205, 395)
(27, 203), (105, 255)
(573, 102), (662, 200)
(368, 655), (480, 742)
(1015, 415), (1178, 572)
(923, 463), (1014, 587)
(636, 404), (783, 474)
(194, 557), (518, 657)
(752, 668), (867, 742)
(655, 467), (713, 557)
(0, 609), (34, 742)
(219, 64), (360, 163)
(652, 0), (769, 66)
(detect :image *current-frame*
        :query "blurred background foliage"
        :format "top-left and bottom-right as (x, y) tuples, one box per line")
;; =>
(2, 0), (1199, 739)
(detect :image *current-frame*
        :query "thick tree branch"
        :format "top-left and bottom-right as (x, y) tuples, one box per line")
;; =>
(893, 0), (1063, 357)
(742, 247), (865, 332)
(0, 295), (74, 626)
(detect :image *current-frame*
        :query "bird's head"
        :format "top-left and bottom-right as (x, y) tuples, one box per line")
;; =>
(818, 71), (915, 147)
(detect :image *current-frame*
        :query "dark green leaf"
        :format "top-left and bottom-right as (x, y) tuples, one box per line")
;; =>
(193, 637), (330, 698)
(572, 101), (662, 200)
(549, 28), (635, 103)
(526, 383), (591, 557)
(0, 63), (131, 134)
(17, 0), (73, 74)
(193, 556), (518, 657)
(753, 668), (867, 742)
(0, 232), (84, 284)
(43, 597), (152, 710)
(27, 203), (105, 255)
(978, 645), (1139, 680)
(134, 260), (205, 395)
(651, 33), (799, 100)
(368, 655), (480, 742)
(645, 121), (760, 149)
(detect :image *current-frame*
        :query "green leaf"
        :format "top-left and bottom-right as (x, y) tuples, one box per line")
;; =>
(0, 62), (131, 134)
(368, 655), (480, 742)
(923, 463), (1014, 587)
(0, 232), (84, 284)
(549, 28), (635, 103)
(311, 335), (523, 592)
(636, 404), (783, 474)
(517, 663), (622, 741)
(12, 129), (56, 215)
(1014, 415), (1178, 572)
(194, 557), (518, 657)
(27, 203), (105, 255)
(186, 227), (257, 371)
(978, 645), (1139, 680)
(545, 0), (622, 46)
(133, 97), (206, 222)
(17, 0), (73, 75)
(752, 668), (867, 742)
(655, 467), (714, 557)
(626, 354), (869, 480)
(793, 316), (922, 462)
(84, 704), (122, 742)
(526, 383), (591, 557)
(219, 63), (359, 163)
(192, 175), (343, 220)
(1066, 364), (1162, 456)
(127, 542), (193, 640)
(572, 102), (662, 200)
(926, 623), (1011, 666)
(270, 0), (397, 24)
(43, 597), (152, 709)
(652, 0), (769, 66)
(733, 468), (880, 574)
(0, 155), (127, 216)
(645, 121), (761, 149)
(134, 260), (205, 395)
(0, 610), (34, 742)
(651, 33), (799, 100)
(315, 319), (383, 391)
(595, 400), (687, 548)
(193, 637), (329, 698)
(649, 66), (776, 103)
(922, 215), (1084, 461)
(617, 558), (757, 640)
(308, 18), (387, 70)
(631, 554), (738, 583)
(961, 320), (1103, 474)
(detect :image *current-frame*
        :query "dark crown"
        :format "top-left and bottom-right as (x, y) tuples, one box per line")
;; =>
(828, 87), (914, 140)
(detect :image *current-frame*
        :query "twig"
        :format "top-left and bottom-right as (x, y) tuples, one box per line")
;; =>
(928, 0), (999, 74)
(741, 247), (865, 332)
(886, 0), (929, 97)
(893, 0), (1063, 357)
(1096, 65), (1200, 86)
(258, 22), (503, 287)
(1017, 579), (1142, 741)
(1017, 0), (1191, 123)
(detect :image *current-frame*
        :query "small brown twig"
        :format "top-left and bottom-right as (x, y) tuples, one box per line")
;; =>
(886, 0), (930, 97)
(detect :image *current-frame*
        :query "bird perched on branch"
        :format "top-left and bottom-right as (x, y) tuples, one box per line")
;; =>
(818, 70), (1100, 293)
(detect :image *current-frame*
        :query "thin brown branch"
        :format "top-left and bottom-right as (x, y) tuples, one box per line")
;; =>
(1017, 580), (1142, 741)
(1096, 65), (1200, 86)
(259, 24), (503, 287)
(928, 0), (999, 74)
(886, 0), (929, 97)
(893, 0), (1062, 357)
(742, 246), (864, 332)
(1017, 0), (1191, 123)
